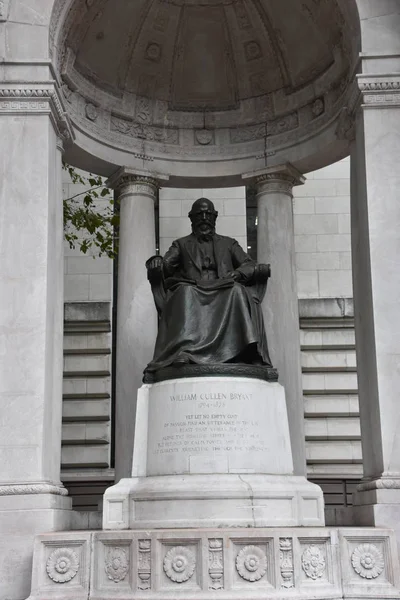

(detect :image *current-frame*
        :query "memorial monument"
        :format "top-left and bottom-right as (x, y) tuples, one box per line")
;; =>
(6, 0), (400, 598)
(28, 200), (400, 600)
(144, 197), (275, 381)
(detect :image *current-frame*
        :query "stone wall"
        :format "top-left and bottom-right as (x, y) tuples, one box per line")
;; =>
(294, 158), (352, 299)
(159, 187), (247, 254)
(62, 168), (113, 303)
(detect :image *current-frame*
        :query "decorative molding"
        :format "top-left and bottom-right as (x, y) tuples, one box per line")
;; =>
(335, 107), (355, 142)
(107, 167), (168, 193)
(255, 173), (298, 194)
(85, 102), (98, 121)
(110, 115), (179, 145)
(243, 163), (305, 195)
(208, 538), (223, 590)
(236, 545), (267, 582)
(46, 548), (79, 583)
(358, 77), (400, 107)
(230, 112), (298, 144)
(279, 538), (294, 589)
(0, 85), (74, 140)
(351, 544), (384, 580)
(357, 477), (400, 491)
(138, 539), (151, 590)
(301, 545), (326, 580)
(195, 129), (215, 145)
(163, 546), (196, 583)
(105, 547), (129, 583)
(0, 483), (68, 496)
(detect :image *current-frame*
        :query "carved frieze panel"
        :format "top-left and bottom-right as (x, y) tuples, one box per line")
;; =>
(138, 539), (151, 590)
(164, 546), (195, 583)
(104, 547), (129, 583)
(208, 538), (224, 590)
(47, 548), (79, 583)
(110, 114), (179, 144)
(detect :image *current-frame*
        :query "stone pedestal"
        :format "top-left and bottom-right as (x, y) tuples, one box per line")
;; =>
(107, 168), (168, 482)
(103, 377), (324, 529)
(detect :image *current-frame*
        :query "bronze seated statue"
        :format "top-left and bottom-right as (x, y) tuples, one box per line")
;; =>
(143, 198), (277, 383)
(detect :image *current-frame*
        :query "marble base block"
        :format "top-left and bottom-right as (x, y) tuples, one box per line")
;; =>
(103, 377), (324, 528)
(28, 527), (400, 600)
(0, 491), (71, 600)
(353, 487), (400, 551)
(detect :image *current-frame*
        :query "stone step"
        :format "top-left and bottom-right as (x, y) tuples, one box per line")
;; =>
(301, 349), (356, 369)
(63, 376), (111, 396)
(300, 318), (354, 329)
(63, 332), (112, 350)
(300, 328), (355, 347)
(62, 422), (110, 445)
(63, 398), (111, 422)
(305, 417), (361, 440)
(305, 440), (362, 463)
(307, 463), (363, 478)
(63, 353), (111, 372)
(61, 445), (110, 469)
(302, 371), (358, 392)
(304, 394), (359, 417)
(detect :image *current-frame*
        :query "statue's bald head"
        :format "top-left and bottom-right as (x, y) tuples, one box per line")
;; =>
(189, 197), (218, 239)
(188, 198), (218, 219)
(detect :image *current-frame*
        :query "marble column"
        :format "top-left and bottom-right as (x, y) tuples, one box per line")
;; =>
(350, 71), (400, 542)
(107, 169), (168, 482)
(0, 82), (72, 600)
(243, 164), (306, 476)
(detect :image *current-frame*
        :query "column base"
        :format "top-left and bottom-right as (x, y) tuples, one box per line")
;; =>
(103, 474), (324, 530)
(353, 486), (400, 550)
(28, 527), (400, 600)
(0, 488), (71, 600)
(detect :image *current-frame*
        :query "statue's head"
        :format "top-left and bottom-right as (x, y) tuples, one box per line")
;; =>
(189, 198), (218, 239)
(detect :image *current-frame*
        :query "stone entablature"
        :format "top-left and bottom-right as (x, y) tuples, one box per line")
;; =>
(0, 82), (74, 142)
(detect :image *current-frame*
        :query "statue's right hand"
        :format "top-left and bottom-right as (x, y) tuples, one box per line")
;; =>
(146, 255), (163, 273)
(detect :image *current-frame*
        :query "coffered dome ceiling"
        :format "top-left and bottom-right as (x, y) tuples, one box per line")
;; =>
(52, 0), (360, 180)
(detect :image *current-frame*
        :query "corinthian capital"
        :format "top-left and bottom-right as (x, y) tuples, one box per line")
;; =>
(106, 167), (169, 198)
(242, 163), (305, 195)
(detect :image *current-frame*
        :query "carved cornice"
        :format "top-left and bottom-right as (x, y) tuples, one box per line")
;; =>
(0, 84), (74, 141)
(358, 76), (400, 108)
(0, 483), (68, 496)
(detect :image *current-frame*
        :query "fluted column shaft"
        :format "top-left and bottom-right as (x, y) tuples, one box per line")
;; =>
(108, 169), (164, 482)
(252, 166), (306, 476)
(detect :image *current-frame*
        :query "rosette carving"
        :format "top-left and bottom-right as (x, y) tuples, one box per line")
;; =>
(301, 545), (326, 580)
(163, 546), (196, 583)
(351, 544), (384, 579)
(46, 548), (79, 583)
(236, 545), (267, 582)
(105, 547), (129, 583)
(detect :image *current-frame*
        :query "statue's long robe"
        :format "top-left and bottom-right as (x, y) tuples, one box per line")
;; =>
(145, 233), (272, 373)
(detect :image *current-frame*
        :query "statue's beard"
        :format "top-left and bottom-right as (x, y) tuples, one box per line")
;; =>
(192, 223), (215, 241)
